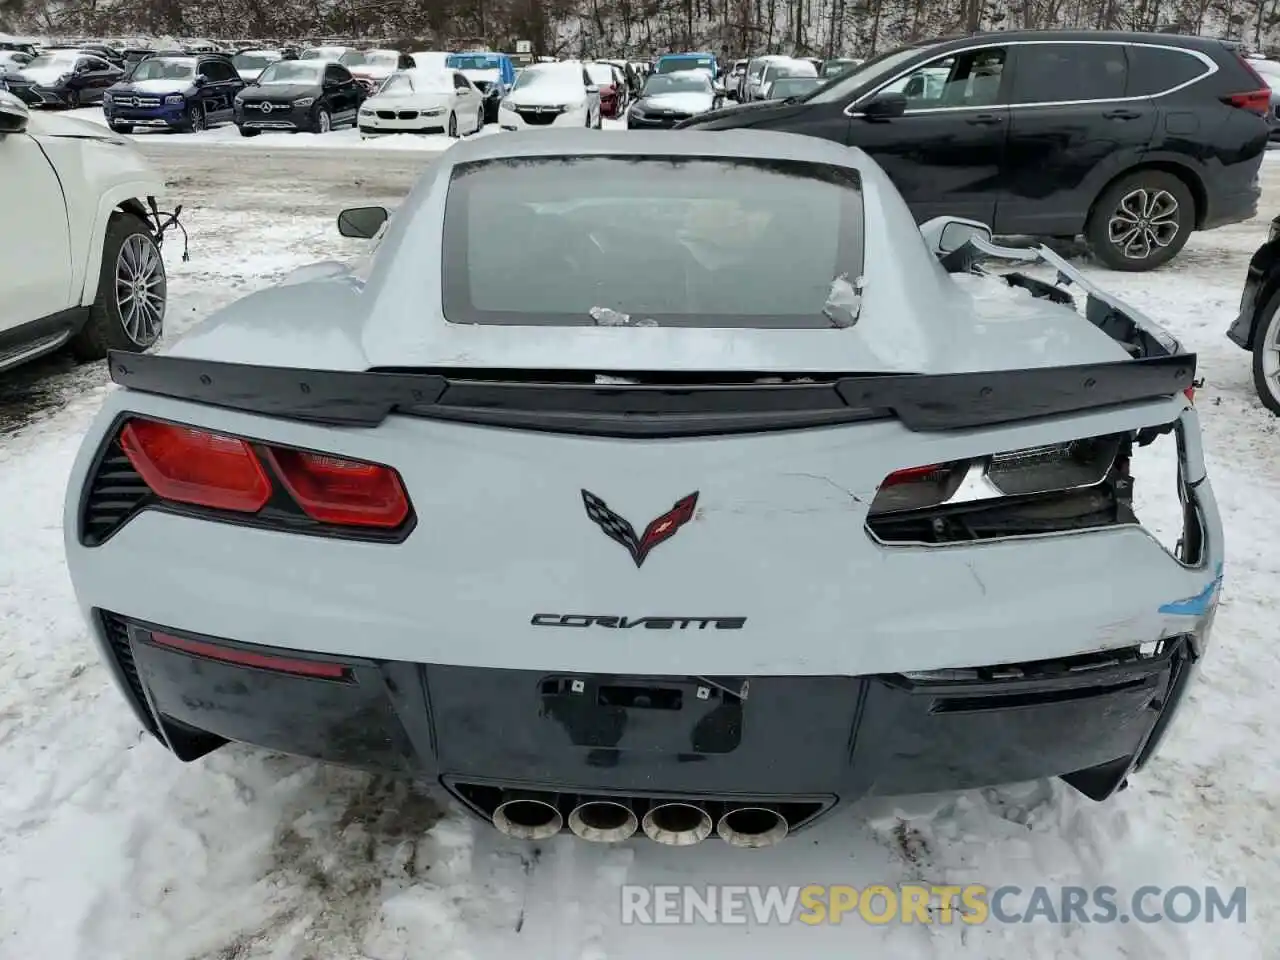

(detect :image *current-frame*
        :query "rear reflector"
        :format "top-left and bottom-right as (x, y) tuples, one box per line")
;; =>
(119, 419), (271, 513)
(881, 464), (949, 487)
(265, 448), (410, 527)
(148, 630), (350, 679)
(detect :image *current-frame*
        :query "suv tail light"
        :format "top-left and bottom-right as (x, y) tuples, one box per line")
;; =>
(868, 435), (1131, 543)
(116, 417), (410, 531)
(1224, 56), (1272, 115)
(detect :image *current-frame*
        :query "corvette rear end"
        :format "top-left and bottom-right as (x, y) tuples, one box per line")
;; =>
(64, 131), (1222, 848)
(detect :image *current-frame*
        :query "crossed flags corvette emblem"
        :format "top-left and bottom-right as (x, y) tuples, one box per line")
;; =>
(581, 490), (699, 567)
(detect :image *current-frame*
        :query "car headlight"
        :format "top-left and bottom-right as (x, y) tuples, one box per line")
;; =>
(359, 106), (373, 115)
(500, 98), (517, 111)
(294, 96), (315, 107)
(165, 94), (184, 105)
(420, 107), (445, 117)
(102, 91), (112, 103)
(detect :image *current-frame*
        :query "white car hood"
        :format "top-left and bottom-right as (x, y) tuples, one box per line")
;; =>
(28, 111), (127, 142)
(643, 91), (712, 112)
(367, 90), (451, 110)
(508, 86), (583, 107)
(127, 78), (191, 94)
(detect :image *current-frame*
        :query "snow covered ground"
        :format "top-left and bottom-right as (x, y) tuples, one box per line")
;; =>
(60, 105), (627, 151)
(0, 147), (1275, 960)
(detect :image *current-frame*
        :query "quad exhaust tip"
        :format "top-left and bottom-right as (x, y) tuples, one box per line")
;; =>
(568, 799), (639, 843)
(642, 802), (714, 846)
(493, 795), (563, 841)
(716, 807), (789, 848)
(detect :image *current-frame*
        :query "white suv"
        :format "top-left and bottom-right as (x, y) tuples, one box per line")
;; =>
(0, 90), (173, 372)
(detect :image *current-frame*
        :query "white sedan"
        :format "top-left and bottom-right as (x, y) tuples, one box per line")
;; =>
(358, 69), (485, 139)
(498, 60), (601, 130)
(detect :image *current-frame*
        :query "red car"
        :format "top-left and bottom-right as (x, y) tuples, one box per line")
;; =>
(587, 61), (627, 118)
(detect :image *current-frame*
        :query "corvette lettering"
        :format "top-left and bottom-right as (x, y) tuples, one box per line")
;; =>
(531, 615), (746, 630)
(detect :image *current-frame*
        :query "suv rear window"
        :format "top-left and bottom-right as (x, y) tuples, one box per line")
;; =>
(441, 156), (865, 328)
(1124, 45), (1211, 96)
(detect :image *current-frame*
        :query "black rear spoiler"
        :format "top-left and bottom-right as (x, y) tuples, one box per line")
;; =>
(106, 351), (1195, 437)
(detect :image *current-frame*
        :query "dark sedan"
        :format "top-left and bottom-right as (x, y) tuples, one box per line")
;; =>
(235, 58), (364, 136)
(5, 50), (122, 107)
(625, 71), (721, 129)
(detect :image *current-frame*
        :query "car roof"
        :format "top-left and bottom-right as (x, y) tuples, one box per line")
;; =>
(923, 28), (1237, 52)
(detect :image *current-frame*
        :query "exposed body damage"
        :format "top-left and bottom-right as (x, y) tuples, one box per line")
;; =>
(64, 130), (1221, 848)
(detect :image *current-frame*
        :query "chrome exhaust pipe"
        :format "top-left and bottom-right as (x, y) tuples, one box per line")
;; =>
(716, 806), (789, 848)
(492, 793), (563, 841)
(641, 802), (713, 846)
(568, 799), (639, 843)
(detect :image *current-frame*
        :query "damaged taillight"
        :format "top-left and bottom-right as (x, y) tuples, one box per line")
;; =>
(868, 434), (1130, 544)
(114, 417), (411, 532)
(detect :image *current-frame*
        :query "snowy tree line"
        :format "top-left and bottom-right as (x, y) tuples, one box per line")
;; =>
(4, 0), (1280, 65)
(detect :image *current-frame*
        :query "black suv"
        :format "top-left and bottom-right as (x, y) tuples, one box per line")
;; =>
(681, 31), (1270, 271)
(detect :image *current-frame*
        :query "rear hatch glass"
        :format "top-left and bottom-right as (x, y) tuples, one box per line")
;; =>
(441, 155), (864, 328)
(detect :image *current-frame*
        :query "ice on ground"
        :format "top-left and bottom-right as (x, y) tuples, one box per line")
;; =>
(0, 156), (1272, 959)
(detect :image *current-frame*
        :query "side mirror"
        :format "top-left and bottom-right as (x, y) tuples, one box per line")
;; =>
(337, 205), (389, 239)
(0, 90), (29, 134)
(921, 217), (993, 255)
(585, 83), (598, 93)
(861, 90), (906, 120)
(193, 74), (207, 86)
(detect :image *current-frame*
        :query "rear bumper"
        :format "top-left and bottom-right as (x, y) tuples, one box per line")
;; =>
(98, 610), (1200, 826)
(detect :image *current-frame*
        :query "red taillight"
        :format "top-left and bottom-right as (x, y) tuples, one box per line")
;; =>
(1225, 57), (1271, 115)
(148, 630), (350, 680)
(117, 417), (411, 530)
(119, 419), (271, 513)
(1223, 88), (1271, 115)
(265, 447), (409, 528)
(881, 464), (949, 487)
(1184, 385), (1196, 403)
